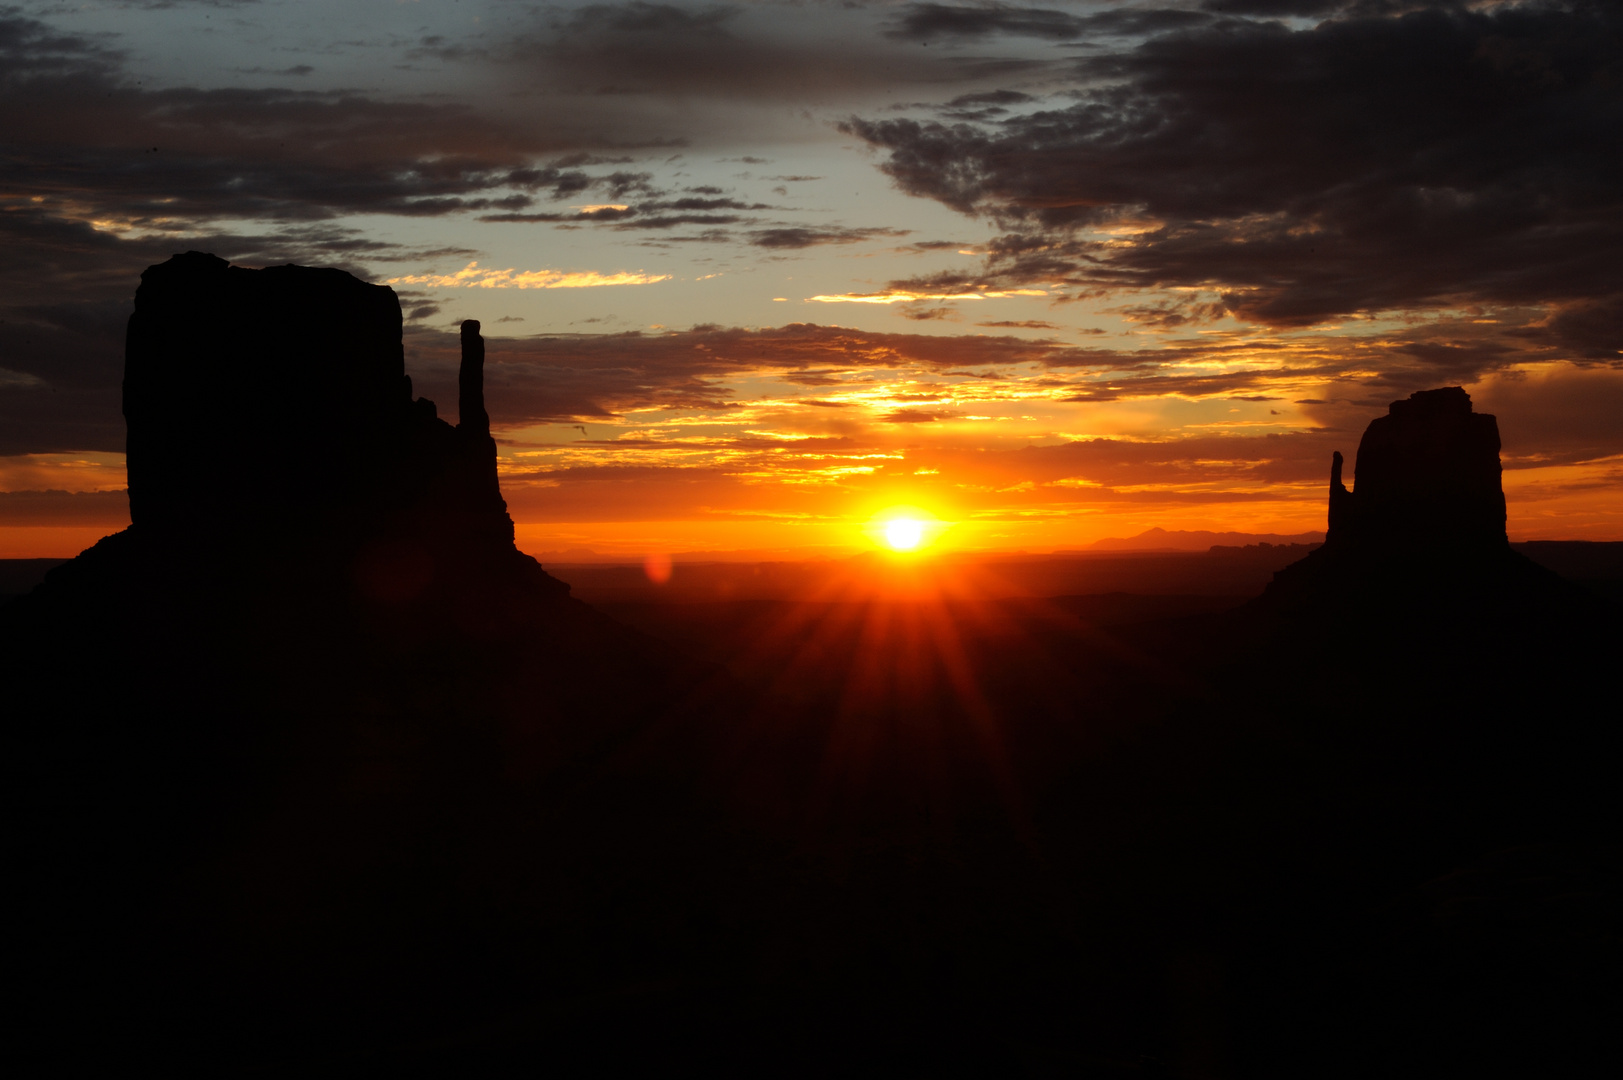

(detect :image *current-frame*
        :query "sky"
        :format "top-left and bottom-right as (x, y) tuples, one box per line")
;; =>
(2, 0), (1620, 559)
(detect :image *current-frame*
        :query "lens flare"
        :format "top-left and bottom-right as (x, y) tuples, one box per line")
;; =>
(643, 552), (672, 584)
(885, 518), (925, 551)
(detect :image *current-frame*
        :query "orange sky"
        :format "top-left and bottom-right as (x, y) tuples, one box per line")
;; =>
(3, 4), (1620, 560)
(4, 338), (1619, 561)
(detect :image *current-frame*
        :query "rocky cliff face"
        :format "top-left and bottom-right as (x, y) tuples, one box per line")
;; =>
(123, 251), (532, 599)
(1326, 387), (1507, 552)
(1262, 386), (1568, 615)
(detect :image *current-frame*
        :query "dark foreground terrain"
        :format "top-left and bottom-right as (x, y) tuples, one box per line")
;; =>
(11, 545), (1620, 1077)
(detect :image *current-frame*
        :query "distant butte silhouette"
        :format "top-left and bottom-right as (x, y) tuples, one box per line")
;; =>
(124, 250), (555, 602)
(1327, 386), (1506, 551)
(1260, 386), (1573, 615)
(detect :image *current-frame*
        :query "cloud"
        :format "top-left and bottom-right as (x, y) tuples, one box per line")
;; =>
(512, 1), (956, 101)
(1200, 1), (1352, 15)
(900, 305), (959, 321)
(844, 3), (1623, 346)
(235, 65), (314, 77)
(0, 10), (694, 240)
(0, 5), (1050, 261)
(482, 200), (916, 251)
(884, 4), (1212, 42)
(385, 262), (671, 289)
(807, 287), (1048, 304)
(938, 87), (1040, 120)
(749, 226), (910, 249)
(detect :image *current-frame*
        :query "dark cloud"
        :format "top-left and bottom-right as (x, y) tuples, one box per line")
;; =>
(846, 3), (1623, 349)
(556, 2), (738, 38)
(0, 4), (1042, 269)
(1200, 0), (1355, 15)
(518, 1), (951, 99)
(482, 205), (638, 223)
(484, 195), (778, 227)
(235, 65), (314, 77)
(937, 87), (1037, 119)
(749, 226), (910, 249)
(407, 34), (492, 64)
(124, 1), (259, 8)
(1534, 295), (1623, 361)
(884, 4), (1088, 41)
(657, 197), (769, 212)
(622, 214), (744, 229)
(884, 4), (1212, 42)
(0, 11), (684, 238)
(946, 89), (1035, 108)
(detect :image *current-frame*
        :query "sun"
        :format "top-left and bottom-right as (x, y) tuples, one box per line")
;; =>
(866, 507), (943, 554)
(885, 517), (925, 551)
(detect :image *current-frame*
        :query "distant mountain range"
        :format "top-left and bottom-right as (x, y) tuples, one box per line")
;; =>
(1084, 527), (1326, 552)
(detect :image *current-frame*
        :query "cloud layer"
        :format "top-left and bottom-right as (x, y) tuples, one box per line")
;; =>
(847, 2), (1623, 342)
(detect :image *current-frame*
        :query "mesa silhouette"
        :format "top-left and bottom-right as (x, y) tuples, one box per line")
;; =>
(124, 250), (545, 601)
(1258, 386), (1582, 624)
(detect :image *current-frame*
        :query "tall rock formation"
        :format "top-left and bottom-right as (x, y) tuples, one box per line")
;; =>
(1262, 386), (1567, 616)
(122, 251), (537, 598)
(6, 253), (730, 1069)
(1325, 387), (1507, 552)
